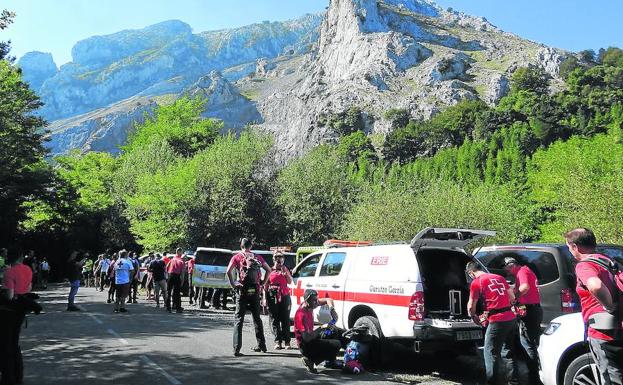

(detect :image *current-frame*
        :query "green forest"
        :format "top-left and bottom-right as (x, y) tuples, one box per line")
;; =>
(3, 3), (623, 263)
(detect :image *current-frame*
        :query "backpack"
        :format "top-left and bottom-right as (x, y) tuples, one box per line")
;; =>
(342, 341), (368, 374)
(239, 252), (261, 288)
(577, 255), (623, 331)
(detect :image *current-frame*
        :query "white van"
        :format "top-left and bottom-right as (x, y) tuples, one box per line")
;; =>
(192, 247), (233, 288)
(288, 228), (494, 355)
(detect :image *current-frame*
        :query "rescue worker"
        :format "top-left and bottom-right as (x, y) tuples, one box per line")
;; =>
(1, 249), (33, 384)
(186, 254), (195, 306)
(294, 289), (341, 374)
(503, 257), (544, 385)
(227, 238), (270, 356)
(265, 251), (293, 350)
(166, 248), (185, 313)
(565, 228), (622, 384)
(466, 261), (519, 385)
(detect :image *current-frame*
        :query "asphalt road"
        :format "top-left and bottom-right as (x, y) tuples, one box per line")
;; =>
(19, 284), (488, 385)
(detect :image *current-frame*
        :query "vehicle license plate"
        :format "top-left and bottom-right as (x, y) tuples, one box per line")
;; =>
(456, 330), (482, 341)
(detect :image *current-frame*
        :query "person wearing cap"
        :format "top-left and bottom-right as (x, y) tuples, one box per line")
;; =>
(503, 257), (543, 385)
(294, 289), (342, 373)
(227, 238), (271, 356)
(265, 251), (293, 350)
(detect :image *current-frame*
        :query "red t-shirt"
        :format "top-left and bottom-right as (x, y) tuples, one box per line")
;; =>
(268, 267), (291, 296)
(470, 273), (516, 323)
(3, 263), (33, 295)
(294, 306), (315, 344)
(187, 259), (195, 274)
(229, 252), (266, 285)
(166, 256), (185, 275)
(514, 266), (541, 305)
(576, 254), (616, 341)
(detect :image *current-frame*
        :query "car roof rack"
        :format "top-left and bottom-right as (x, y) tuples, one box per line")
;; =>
(323, 239), (373, 248)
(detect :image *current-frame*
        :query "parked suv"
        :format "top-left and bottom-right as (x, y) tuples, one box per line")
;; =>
(474, 243), (623, 326)
(192, 247), (233, 289)
(289, 228), (494, 359)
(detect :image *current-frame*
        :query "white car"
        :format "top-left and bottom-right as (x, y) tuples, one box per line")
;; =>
(539, 312), (597, 385)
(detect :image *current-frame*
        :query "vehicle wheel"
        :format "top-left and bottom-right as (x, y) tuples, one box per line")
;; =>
(353, 315), (389, 368)
(563, 353), (598, 385)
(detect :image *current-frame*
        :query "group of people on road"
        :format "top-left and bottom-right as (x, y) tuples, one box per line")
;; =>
(467, 227), (622, 385)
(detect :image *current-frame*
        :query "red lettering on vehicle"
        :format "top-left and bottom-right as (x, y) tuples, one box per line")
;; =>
(371, 256), (389, 265)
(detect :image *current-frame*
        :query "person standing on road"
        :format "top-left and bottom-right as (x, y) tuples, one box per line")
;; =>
(166, 248), (185, 313)
(145, 252), (155, 301)
(114, 250), (134, 313)
(1, 249), (33, 385)
(466, 261), (519, 385)
(186, 254), (195, 306)
(40, 258), (50, 290)
(149, 254), (168, 309)
(503, 257), (544, 385)
(128, 252), (140, 304)
(107, 253), (117, 303)
(565, 228), (622, 384)
(93, 255), (103, 289)
(265, 252), (293, 350)
(227, 238), (271, 356)
(67, 251), (86, 311)
(294, 289), (342, 373)
(99, 253), (111, 292)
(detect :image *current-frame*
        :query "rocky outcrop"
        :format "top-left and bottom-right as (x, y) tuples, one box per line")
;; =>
(185, 71), (262, 129)
(46, 97), (157, 156)
(17, 51), (57, 93)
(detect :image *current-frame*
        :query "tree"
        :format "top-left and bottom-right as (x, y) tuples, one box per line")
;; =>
(510, 67), (550, 94)
(0, 10), (15, 60)
(0, 54), (50, 245)
(384, 108), (410, 129)
(598, 47), (623, 67)
(276, 146), (357, 244)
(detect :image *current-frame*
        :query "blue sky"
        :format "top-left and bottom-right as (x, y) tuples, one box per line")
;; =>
(2, 0), (622, 66)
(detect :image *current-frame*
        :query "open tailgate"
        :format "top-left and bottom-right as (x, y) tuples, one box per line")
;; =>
(410, 227), (496, 249)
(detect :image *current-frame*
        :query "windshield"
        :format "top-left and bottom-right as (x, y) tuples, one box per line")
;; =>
(195, 250), (232, 266)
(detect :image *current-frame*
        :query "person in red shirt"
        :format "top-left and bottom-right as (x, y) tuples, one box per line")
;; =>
(294, 289), (341, 373)
(565, 228), (622, 384)
(264, 252), (293, 350)
(227, 238), (271, 356)
(503, 257), (543, 385)
(466, 261), (518, 385)
(186, 255), (196, 306)
(1, 250), (34, 384)
(165, 248), (186, 313)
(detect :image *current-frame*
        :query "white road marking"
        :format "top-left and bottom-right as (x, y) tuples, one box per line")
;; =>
(106, 328), (129, 345)
(87, 313), (103, 325)
(141, 355), (182, 385)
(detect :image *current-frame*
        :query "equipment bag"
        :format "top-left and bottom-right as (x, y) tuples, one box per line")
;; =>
(578, 255), (623, 331)
(239, 252), (261, 287)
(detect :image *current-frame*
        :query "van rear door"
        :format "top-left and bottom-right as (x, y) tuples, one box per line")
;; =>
(410, 228), (496, 249)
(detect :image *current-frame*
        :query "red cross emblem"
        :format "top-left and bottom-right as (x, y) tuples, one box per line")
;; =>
(488, 279), (506, 295)
(291, 279), (305, 305)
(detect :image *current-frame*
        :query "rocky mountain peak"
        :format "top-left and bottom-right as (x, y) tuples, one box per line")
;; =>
(17, 51), (58, 93)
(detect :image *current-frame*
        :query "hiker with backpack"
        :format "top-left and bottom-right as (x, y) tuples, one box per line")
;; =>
(227, 238), (271, 356)
(565, 228), (622, 384)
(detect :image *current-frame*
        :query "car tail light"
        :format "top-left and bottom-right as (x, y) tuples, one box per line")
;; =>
(408, 291), (426, 321)
(561, 288), (576, 313)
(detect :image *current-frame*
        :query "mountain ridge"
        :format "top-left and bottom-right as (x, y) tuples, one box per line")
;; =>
(18, 0), (570, 158)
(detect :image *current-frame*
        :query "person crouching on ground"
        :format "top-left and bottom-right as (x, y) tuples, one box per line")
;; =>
(294, 289), (342, 374)
(265, 251), (293, 350)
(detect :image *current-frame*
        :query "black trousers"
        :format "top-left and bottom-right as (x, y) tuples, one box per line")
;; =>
(518, 305), (543, 383)
(267, 293), (291, 344)
(108, 279), (116, 300)
(300, 337), (342, 365)
(0, 307), (25, 385)
(129, 278), (139, 301)
(166, 274), (182, 311)
(233, 291), (266, 353)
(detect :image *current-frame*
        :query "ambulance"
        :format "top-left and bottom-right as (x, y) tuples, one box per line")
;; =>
(288, 228), (494, 356)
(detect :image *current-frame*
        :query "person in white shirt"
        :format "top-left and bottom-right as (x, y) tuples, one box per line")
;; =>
(114, 250), (134, 313)
(99, 255), (111, 292)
